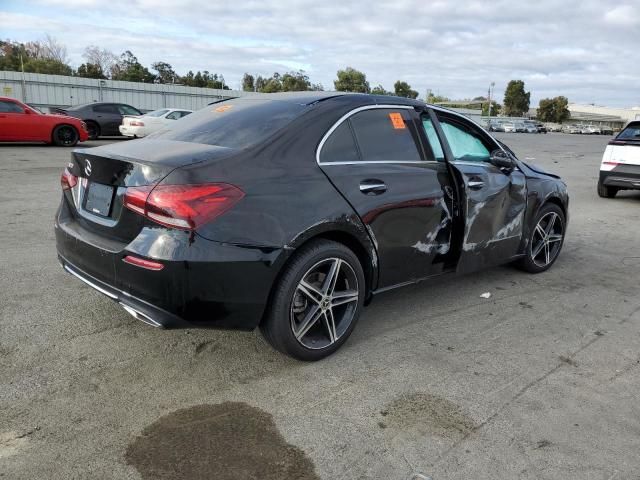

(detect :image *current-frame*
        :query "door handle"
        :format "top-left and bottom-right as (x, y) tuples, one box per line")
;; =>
(467, 180), (485, 190)
(359, 180), (387, 195)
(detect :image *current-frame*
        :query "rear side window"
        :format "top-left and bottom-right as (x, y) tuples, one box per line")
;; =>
(618, 122), (640, 140)
(320, 122), (359, 163)
(154, 99), (308, 149)
(349, 109), (421, 162)
(93, 104), (118, 114)
(118, 104), (141, 115)
(0, 100), (24, 113)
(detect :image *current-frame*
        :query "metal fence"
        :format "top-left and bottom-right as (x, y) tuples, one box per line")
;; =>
(0, 70), (262, 111)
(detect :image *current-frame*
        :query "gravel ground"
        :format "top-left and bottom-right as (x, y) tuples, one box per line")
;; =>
(1, 133), (639, 480)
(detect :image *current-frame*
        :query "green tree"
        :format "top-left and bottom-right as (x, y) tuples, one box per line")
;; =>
(503, 80), (530, 116)
(0, 39), (73, 75)
(281, 71), (311, 91)
(242, 73), (255, 91)
(111, 51), (155, 82)
(425, 92), (450, 104)
(151, 61), (177, 84)
(83, 46), (117, 78)
(394, 80), (418, 99)
(76, 63), (106, 79)
(334, 67), (370, 93)
(371, 84), (392, 95)
(537, 96), (570, 123)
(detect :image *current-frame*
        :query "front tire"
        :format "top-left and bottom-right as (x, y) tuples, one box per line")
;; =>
(516, 203), (566, 273)
(52, 125), (79, 147)
(85, 121), (100, 140)
(597, 182), (618, 198)
(260, 240), (366, 361)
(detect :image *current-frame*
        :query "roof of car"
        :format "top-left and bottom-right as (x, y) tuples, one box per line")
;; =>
(255, 91), (426, 108)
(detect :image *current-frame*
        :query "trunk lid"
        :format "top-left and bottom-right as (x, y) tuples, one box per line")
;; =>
(64, 139), (235, 243)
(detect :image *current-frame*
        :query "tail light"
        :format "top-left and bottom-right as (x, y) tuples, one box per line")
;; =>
(61, 168), (78, 191)
(130, 120), (145, 127)
(123, 183), (244, 230)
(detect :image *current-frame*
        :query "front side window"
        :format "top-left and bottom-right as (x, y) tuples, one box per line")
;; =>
(349, 109), (421, 162)
(0, 100), (24, 113)
(422, 116), (445, 161)
(436, 114), (492, 162)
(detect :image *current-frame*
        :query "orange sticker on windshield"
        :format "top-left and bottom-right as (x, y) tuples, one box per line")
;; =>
(389, 112), (406, 129)
(214, 105), (233, 113)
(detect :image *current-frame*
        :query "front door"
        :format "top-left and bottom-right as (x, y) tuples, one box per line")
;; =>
(93, 104), (122, 135)
(0, 100), (33, 140)
(428, 110), (527, 273)
(318, 105), (455, 288)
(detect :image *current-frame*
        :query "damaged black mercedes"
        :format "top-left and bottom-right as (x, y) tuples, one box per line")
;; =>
(55, 92), (569, 360)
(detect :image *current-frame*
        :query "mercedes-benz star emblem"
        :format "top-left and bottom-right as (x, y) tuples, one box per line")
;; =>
(85, 159), (92, 177)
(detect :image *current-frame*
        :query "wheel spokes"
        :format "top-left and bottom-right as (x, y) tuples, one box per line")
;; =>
(323, 309), (337, 343)
(544, 213), (557, 235)
(297, 280), (323, 305)
(331, 290), (359, 307)
(548, 233), (563, 244)
(294, 305), (324, 340)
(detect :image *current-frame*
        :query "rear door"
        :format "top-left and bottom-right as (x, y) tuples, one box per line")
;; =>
(318, 105), (456, 288)
(93, 104), (122, 135)
(428, 109), (527, 273)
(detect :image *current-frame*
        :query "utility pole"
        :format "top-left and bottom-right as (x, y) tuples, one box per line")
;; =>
(488, 82), (495, 117)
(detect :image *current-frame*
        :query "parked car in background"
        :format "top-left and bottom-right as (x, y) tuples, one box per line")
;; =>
(28, 104), (68, 116)
(487, 120), (505, 132)
(562, 124), (581, 134)
(585, 125), (601, 135)
(119, 108), (193, 138)
(523, 121), (538, 133)
(598, 121), (640, 198)
(546, 124), (562, 132)
(55, 93), (569, 360)
(535, 122), (547, 133)
(503, 122), (516, 132)
(0, 96), (88, 146)
(600, 126), (614, 135)
(62, 102), (143, 139)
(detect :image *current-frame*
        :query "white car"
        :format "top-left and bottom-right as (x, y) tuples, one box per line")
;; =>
(119, 108), (193, 138)
(598, 121), (640, 198)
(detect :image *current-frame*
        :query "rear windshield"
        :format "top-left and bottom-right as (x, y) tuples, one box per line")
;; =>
(617, 122), (640, 140)
(146, 109), (170, 117)
(151, 98), (309, 149)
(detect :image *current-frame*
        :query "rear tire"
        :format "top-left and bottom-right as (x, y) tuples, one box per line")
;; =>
(52, 125), (79, 147)
(260, 239), (365, 361)
(597, 182), (618, 198)
(516, 203), (566, 273)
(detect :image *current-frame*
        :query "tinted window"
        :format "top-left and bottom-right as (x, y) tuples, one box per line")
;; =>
(422, 116), (445, 161)
(618, 122), (640, 140)
(153, 99), (308, 149)
(0, 101), (24, 113)
(349, 109), (421, 162)
(177, 111), (192, 118)
(118, 104), (141, 115)
(437, 114), (493, 162)
(93, 104), (118, 114)
(320, 122), (359, 163)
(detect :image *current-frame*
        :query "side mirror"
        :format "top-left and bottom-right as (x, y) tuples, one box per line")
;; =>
(490, 149), (514, 170)
(24, 108), (32, 114)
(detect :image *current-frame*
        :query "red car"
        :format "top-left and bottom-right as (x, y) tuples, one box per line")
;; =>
(0, 97), (89, 146)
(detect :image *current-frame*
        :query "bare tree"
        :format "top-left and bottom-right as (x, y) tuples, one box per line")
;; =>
(42, 34), (68, 64)
(83, 45), (118, 77)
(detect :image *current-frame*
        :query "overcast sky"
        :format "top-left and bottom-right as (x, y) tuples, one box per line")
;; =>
(1, 0), (639, 107)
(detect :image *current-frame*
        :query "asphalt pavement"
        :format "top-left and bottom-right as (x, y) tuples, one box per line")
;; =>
(1, 133), (639, 479)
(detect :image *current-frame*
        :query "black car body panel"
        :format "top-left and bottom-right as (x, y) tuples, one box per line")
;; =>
(55, 93), (569, 331)
(64, 102), (142, 136)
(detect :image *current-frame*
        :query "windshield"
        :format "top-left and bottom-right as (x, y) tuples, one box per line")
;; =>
(151, 98), (309, 149)
(145, 109), (170, 117)
(617, 122), (640, 140)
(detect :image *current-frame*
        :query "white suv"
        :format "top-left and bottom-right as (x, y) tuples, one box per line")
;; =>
(598, 121), (640, 197)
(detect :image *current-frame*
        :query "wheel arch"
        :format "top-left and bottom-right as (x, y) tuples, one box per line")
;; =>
(259, 225), (378, 326)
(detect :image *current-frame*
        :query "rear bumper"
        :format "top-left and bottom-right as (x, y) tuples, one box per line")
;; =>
(55, 202), (286, 330)
(118, 125), (145, 137)
(600, 165), (640, 190)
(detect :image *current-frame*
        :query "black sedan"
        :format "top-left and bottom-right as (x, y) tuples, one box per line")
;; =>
(62, 102), (142, 139)
(55, 93), (569, 360)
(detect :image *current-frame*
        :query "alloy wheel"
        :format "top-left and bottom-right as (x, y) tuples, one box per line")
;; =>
(57, 126), (76, 146)
(290, 257), (359, 350)
(530, 212), (564, 268)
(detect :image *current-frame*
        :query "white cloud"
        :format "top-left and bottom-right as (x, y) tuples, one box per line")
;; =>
(1, 0), (639, 107)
